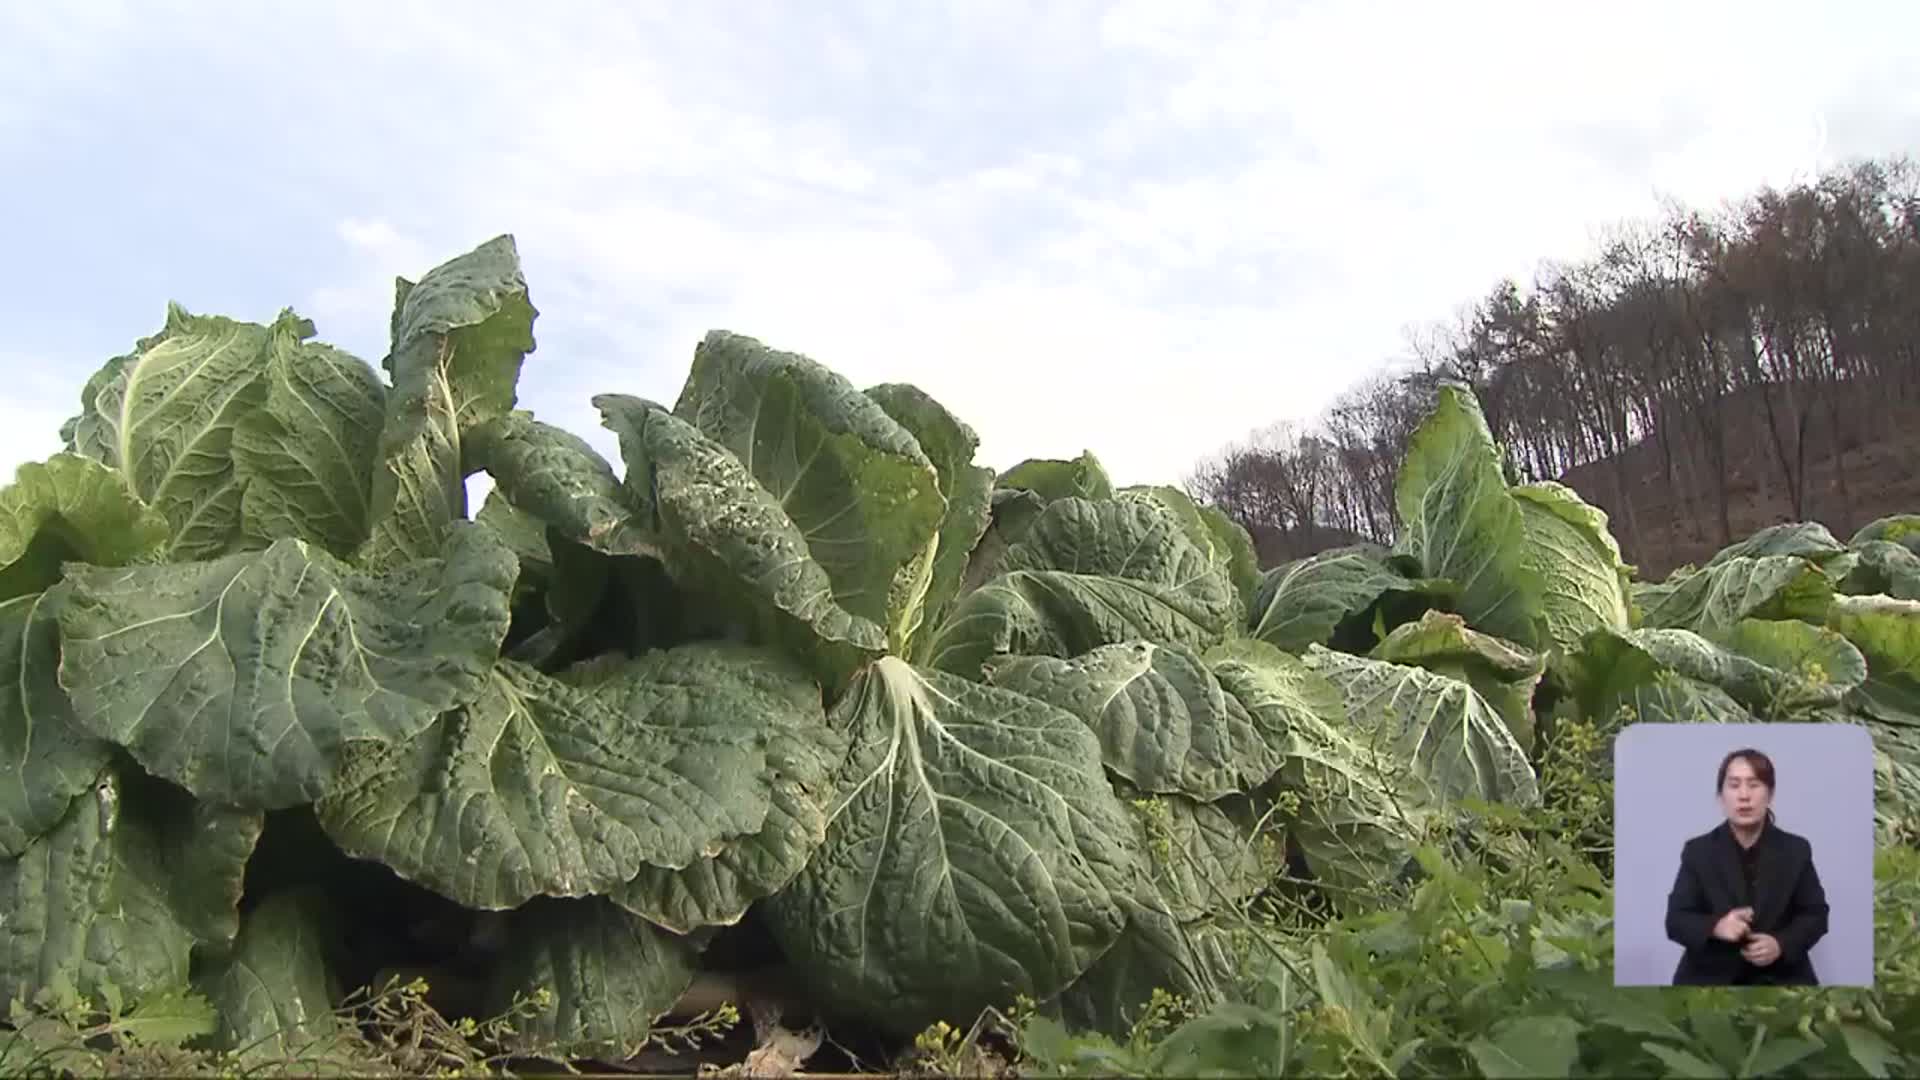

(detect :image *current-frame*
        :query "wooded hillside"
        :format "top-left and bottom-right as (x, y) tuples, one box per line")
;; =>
(1191, 155), (1920, 579)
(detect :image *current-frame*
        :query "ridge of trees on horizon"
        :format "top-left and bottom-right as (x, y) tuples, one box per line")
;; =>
(1189, 153), (1920, 576)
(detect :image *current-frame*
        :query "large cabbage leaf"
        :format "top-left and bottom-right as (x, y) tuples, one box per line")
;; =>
(1301, 646), (1539, 808)
(1707, 521), (1853, 574)
(363, 235), (537, 563)
(1198, 505), (1263, 613)
(54, 523), (516, 809)
(1511, 481), (1631, 655)
(985, 640), (1339, 801)
(1115, 789), (1272, 922)
(927, 498), (1238, 679)
(0, 456), (171, 853)
(193, 891), (343, 1058)
(1370, 611), (1545, 752)
(1120, 485), (1260, 620)
(466, 412), (657, 560)
(1392, 383), (1543, 647)
(0, 453), (170, 600)
(485, 897), (701, 1060)
(0, 766), (261, 1008)
(998, 451), (1113, 504)
(612, 699), (845, 934)
(1852, 515), (1920, 556)
(66, 306), (274, 559)
(66, 306), (386, 562)
(1562, 630), (1750, 736)
(865, 383), (996, 661)
(1844, 540), (1920, 601)
(316, 644), (824, 911)
(1634, 554), (1833, 636)
(1825, 594), (1920, 727)
(1247, 544), (1449, 654)
(595, 394), (887, 685)
(763, 657), (1143, 1033)
(230, 319), (387, 559)
(1625, 625), (1862, 716)
(0, 596), (114, 857)
(1053, 901), (1243, 1039)
(959, 487), (1048, 595)
(673, 332), (945, 646)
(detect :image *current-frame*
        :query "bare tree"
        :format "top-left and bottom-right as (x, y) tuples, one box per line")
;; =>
(1188, 153), (1920, 577)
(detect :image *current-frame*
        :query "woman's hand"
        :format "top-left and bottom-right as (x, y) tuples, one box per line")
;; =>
(1742, 933), (1782, 966)
(1712, 907), (1754, 943)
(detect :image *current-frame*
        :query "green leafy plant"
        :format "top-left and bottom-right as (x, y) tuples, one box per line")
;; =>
(0, 234), (1914, 1074)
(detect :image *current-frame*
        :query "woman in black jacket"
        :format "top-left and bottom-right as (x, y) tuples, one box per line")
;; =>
(1664, 747), (1830, 986)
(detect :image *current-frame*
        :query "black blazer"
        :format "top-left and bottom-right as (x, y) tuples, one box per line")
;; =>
(1664, 820), (1829, 986)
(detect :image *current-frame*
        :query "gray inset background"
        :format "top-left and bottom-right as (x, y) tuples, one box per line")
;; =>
(1613, 722), (1876, 987)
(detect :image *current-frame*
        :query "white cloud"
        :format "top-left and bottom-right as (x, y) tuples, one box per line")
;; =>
(3, 0), (1917, 486)
(0, 359), (81, 484)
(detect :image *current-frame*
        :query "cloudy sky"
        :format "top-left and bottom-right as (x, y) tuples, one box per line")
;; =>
(4, 1), (1916, 491)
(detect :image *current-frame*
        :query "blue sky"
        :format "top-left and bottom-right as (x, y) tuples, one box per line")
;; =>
(4, 1), (1917, 490)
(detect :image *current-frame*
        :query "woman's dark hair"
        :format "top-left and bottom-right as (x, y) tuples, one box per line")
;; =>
(1717, 747), (1776, 791)
(1717, 747), (1778, 825)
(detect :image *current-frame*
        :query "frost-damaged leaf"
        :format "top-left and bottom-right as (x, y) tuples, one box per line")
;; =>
(611, 675), (844, 933)
(673, 332), (945, 639)
(0, 453), (169, 601)
(1511, 482), (1631, 655)
(1392, 383), (1542, 647)
(486, 897), (700, 1061)
(365, 235), (537, 563)
(1844, 541), (1920, 601)
(1372, 611), (1545, 753)
(317, 645), (812, 911)
(195, 890), (342, 1058)
(1302, 646), (1539, 807)
(595, 394), (886, 682)
(67, 305), (274, 559)
(1247, 545), (1449, 654)
(55, 522), (516, 809)
(466, 411), (656, 558)
(927, 498), (1237, 679)
(763, 657), (1142, 1033)
(0, 765), (261, 1007)
(0, 594), (111, 856)
(232, 316), (386, 558)
(1635, 555), (1833, 637)
(866, 383), (995, 661)
(999, 451), (1112, 504)
(985, 641), (1326, 800)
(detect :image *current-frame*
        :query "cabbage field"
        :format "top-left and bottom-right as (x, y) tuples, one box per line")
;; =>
(1, 235), (1916, 1076)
